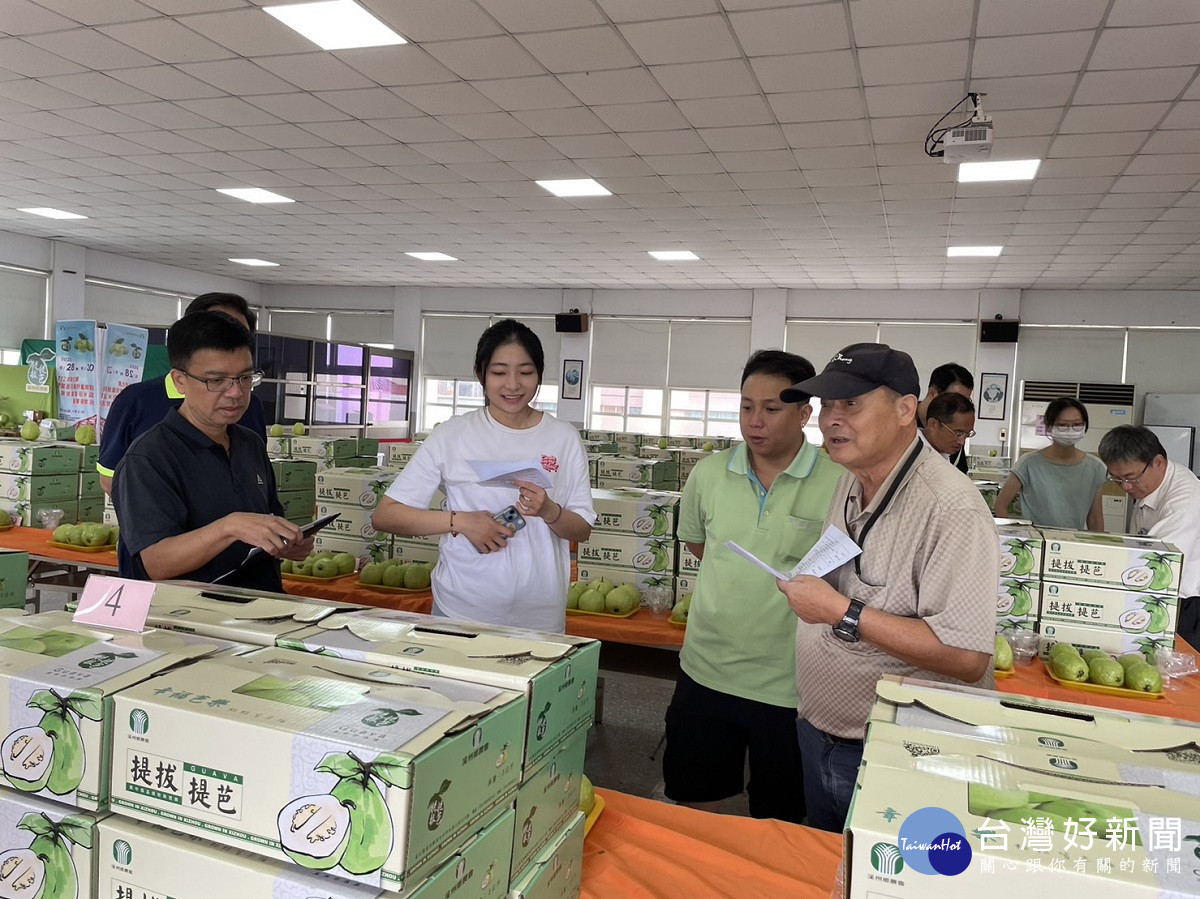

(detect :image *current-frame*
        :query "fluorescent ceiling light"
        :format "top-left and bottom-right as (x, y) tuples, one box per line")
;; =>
(229, 258), (279, 267)
(19, 207), (87, 220)
(536, 179), (611, 197)
(406, 252), (457, 262)
(264, 1), (406, 50)
(216, 188), (294, 204)
(958, 159), (1040, 182)
(947, 246), (1003, 257)
(649, 250), (699, 261)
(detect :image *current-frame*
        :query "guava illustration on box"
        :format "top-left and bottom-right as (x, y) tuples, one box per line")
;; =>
(998, 539), (1036, 577)
(0, 811), (92, 899)
(632, 504), (671, 538)
(2, 689), (103, 797)
(1121, 552), (1174, 592)
(995, 582), (1032, 618)
(277, 750), (405, 876)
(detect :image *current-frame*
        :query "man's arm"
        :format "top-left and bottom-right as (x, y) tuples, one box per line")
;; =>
(685, 542), (704, 560)
(778, 575), (990, 682)
(1086, 489), (1106, 532)
(138, 513), (304, 581)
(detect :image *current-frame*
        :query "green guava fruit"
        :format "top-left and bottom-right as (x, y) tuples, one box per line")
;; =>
(579, 775), (595, 815)
(19, 422), (39, 442)
(0, 847), (44, 898)
(1050, 654), (1089, 682)
(73, 425), (96, 446)
(360, 563), (385, 586)
(567, 582), (588, 609)
(332, 777), (393, 875)
(280, 559), (293, 574)
(993, 634), (1013, 671)
(270, 424), (285, 438)
(312, 558), (339, 579)
(80, 524), (110, 548)
(1047, 642), (1080, 664)
(28, 833), (77, 899)
(276, 794), (351, 870)
(967, 784), (1028, 815)
(1081, 649), (1109, 664)
(51, 525), (72, 544)
(1089, 657), (1125, 687)
(403, 565), (431, 590)
(292, 423), (306, 436)
(1118, 652), (1146, 672)
(333, 553), (356, 575)
(1125, 662), (1163, 693)
(1, 727), (54, 793)
(381, 564), (406, 588)
(37, 631), (94, 658)
(577, 589), (605, 613)
(591, 580), (614, 598)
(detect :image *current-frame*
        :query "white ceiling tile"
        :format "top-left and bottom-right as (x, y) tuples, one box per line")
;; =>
(177, 60), (297, 96)
(511, 106), (609, 136)
(769, 88), (865, 123)
(299, 120), (393, 146)
(748, 51), (858, 94)
(597, 0), (716, 23)
(797, 145), (876, 169)
(865, 82), (965, 118)
(973, 31), (1094, 77)
(392, 83), (500, 116)
(699, 125), (786, 152)
(437, 112), (536, 139)
(575, 156), (655, 177)
(545, 133), (633, 157)
(558, 69), (667, 106)
(25, 0), (154, 26)
(179, 8), (318, 56)
(174, 127), (269, 151)
(246, 93), (351, 123)
(106, 65), (223, 100)
(677, 95), (773, 128)
(234, 123), (332, 149)
(1161, 102), (1200, 130)
(24, 28), (157, 69)
(1108, 0), (1200, 26)
(1074, 68), (1194, 106)
(620, 130), (708, 155)
(3, 0), (79, 33)
(334, 46), (458, 87)
(1090, 24), (1200, 69)
(592, 101), (691, 132)
(644, 153), (722, 175)
(729, 5), (850, 57)
(255, 54), (377, 92)
(312, 88), (421, 119)
(517, 27), (641, 74)
(618, 16), (740, 65)
(422, 36), (543, 80)
(40, 72), (157, 105)
(849, 0), (972, 46)
(859, 41), (968, 87)
(1143, 130), (1200, 154)
(0, 79), (91, 110)
(1060, 103), (1170, 134)
(473, 76), (578, 111)
(5, 110), (95, 136)
(367, 117), (463, 143)
(1111, 174), (1200, 193)
(473, 137), (562, 161)
(348, 143), (439, 165)
(720, 149), (799, 171)
(649, 60), (759, 100)
(371, 0), (504, 42)
(475, 0), (604, 31)
(976, 74), (1077, 111)
(783, 119), (871, 148)
(98, 18), (232, 64)
(0, 38), (89, 77)
(977, 0), (1108, 36)
(174, 98), (278, 127)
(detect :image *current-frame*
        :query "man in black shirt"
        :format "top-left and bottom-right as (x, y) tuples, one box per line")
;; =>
(924, 392), (975, 474)
(112, 312), (310, 592)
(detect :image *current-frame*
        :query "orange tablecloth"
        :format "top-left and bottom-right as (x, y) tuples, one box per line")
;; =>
(583, 788), (841, 899)
(997, 638), (1200, 723)
(0, 525), (118, 569)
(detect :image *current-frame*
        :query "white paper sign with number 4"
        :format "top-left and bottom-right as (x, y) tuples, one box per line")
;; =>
(72, 574), (155, 633)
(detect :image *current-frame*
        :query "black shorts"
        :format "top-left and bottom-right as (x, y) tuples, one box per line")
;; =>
(662, 671), (805, 824)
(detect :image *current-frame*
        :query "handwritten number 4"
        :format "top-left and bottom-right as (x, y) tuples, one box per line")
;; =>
(104, 586), (123, 615)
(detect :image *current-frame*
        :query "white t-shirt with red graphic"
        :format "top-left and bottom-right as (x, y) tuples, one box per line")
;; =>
(384, 407), (596, 632)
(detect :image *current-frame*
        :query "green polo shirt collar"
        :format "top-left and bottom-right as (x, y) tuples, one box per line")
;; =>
(726, 439), (820, 481)
(164, 372), (183, 400)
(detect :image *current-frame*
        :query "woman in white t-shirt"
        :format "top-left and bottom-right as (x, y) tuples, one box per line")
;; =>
(372, 319), (596, 632)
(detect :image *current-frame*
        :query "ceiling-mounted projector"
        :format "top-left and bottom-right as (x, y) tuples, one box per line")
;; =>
(942, 119), (994, 162)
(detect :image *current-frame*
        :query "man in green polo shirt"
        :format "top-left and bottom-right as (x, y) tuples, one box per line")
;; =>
(662, 350), (842, 824)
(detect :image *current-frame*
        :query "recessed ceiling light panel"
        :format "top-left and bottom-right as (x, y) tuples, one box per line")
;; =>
(957, 159), (1040, 182)
(947, 246), (1003, 257)
(406, 252), (457, 261)
(649, 250), (699, 261)
(229, 258), (280, 267)
(535, 179), (611, 197)
(19, 207), (87, 220)
(265, 1), (406, 51)
(217, 188), (295, 204)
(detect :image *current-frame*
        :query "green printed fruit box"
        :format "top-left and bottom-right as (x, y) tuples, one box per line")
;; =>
(2, 500), (77, 529)
(507, 812), (584, 899)
(1041, 580), (1177, 636)
(97, 800), (514, 899)
(869, 676), (1200, 755)
(313, 533), (392, 566)
(76, 498), (104, 525)
(108, 647), (527, 893)
(611, 434), (639, 453)
(315, 467), (396, 510)
(384, 443), (423, 469)
(580, 440), (618, 454)
(996, 524), (1043, 577)
(581, 430), (615, 443)
(1038, 620), (1178, 662)
(512, 723), (587, 877)
(277, 608), (599, 772)
(355, 438), (380, 461)
(0, 552), (28, 610)
(77, 470), (102, 499)
(594, 456), (678, 489)
(0, 788), (108, 899)
(635, 446), (683, 464)
(1040, 529), (1181, 594)
(80, 445), (98, 473)
(677, 542), (700, 574)
(995, 577), (1040, 621)
(0, 441), (83, 475)
(847, 742), (1200, 899)
(266, 437), (291, 458)
(0, 472), (78, 503)
(143, 582), (351, 647)
(276, 490), (316, 522)
(0, 612), (238, 811)
(865, 720), (1200, 795)
(315, 502), (379, 541)
(574, 563), (675, 595)
(576, 532), (676, 573)
(271, 459), (316, 491)
(318, 457), (376, 472)
(389, 539), (440, 566)
(289, 437), (360, 462)
(589, 487), (680, 537)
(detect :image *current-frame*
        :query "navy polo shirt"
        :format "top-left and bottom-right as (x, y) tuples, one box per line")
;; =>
(98, 374), (267, 477)
(112, 408), (286, 593)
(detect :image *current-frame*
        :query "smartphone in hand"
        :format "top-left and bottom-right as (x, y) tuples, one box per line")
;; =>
(475, 505), (526, 553)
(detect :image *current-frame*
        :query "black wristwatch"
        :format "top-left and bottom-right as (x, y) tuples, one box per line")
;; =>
(832, 599), (866, 643)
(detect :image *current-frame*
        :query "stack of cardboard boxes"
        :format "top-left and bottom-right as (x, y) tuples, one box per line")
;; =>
(576, 488), (680, 598)
(271, 458), (317, 527)
(0, 439), (84, 526)
(313, 466), (397, 565)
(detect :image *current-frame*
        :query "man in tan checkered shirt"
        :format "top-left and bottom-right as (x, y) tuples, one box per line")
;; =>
(777, 343), (999, 832)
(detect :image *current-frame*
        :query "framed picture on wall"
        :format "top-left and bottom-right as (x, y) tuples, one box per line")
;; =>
(561, 359), (584, 400)
(978, 373), (1008, 421)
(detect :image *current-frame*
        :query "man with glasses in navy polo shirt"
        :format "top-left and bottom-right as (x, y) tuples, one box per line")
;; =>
(112, 312), (311, 592)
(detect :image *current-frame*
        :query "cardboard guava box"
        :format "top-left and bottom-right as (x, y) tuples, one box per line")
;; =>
(271, 458), (316, 491)
(0, 610), (241, 811)
(389, 538), (440, 565)
(80, 445), (98, 473)
(3, 499), (77, 528)
(512, 723), (587, 877)
(316, 467), (396, 510)
(675, 572), (695, 603)
(77, 470), (102, 499)
(108, 647), (527, 892)
(1040, 529), (1182, 594)
(574, 562), (675, 596)
(677, 542), (700, 574)
(589, 487), (680, 537)
(1041, 579), (1177, 636)
(384, 442), (423, 469)
(0, 473), (79, 503)
(995, 576), (1039, 626)
(266, 436), (291, 458)
(507, 812), (584, 899)
(97, 802), (515, 899)
(594, 456), (677, 489)
(0, 787), (108, 899)
(996, 523), (1043, 577)
(313, 533), (392, 566)
(868, 677), (1200, 753)
(289, 437), (361, 462)
(0, 552), (28, 611)
(277, 608), (599, 772)
(0, 441), (82, 475)
(315, 501), (380, 540)
(1038, 620), (1177, 660)
(276, 489), (316, 521)
(143, 582), (353, 646)
(846, 736), (1200, 899)
(576, 532), (675, 573)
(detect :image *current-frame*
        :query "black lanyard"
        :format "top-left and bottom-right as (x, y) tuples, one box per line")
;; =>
(844, 441), (924, 577)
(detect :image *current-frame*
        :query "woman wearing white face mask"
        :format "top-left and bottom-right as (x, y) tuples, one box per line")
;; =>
(995, 397), (1107, 530)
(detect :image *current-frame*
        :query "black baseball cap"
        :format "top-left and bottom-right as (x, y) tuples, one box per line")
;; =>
(781, 343), (920, 402)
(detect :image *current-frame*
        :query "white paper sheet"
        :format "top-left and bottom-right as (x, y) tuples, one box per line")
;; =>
(469, 458), (554, 490)
(727, 525), (861, 581)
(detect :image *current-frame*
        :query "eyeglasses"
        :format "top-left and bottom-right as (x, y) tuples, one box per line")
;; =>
(1106, 461), (1151, 486)
(932, 421), (975, 440)
(178, 369), (263, 393)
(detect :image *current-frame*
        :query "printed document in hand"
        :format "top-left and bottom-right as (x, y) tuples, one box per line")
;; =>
(469, 459), (553, 490)
(727, 526), (861, 581)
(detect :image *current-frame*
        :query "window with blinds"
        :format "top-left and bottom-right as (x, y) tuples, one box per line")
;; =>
(0, 267), (49, 349)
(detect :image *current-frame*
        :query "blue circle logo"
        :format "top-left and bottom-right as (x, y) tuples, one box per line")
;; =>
(897, 807), (972, 876)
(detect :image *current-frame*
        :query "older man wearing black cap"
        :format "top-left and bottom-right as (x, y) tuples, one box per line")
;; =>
(776, 343), (999, 832)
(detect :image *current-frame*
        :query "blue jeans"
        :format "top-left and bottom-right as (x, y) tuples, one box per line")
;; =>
(795, 718), (864, 832)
